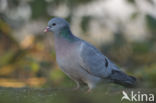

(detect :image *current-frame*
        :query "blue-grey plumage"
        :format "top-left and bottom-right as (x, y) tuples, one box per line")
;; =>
(44, 17), (136, 91)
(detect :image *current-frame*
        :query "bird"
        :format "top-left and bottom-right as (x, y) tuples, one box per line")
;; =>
(44, 17), (136, 92)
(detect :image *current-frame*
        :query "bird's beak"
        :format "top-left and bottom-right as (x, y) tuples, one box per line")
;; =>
(44, 26), (50, 32)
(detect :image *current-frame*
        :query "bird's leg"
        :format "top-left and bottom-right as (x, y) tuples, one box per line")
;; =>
(72, 80), (80, 91)
(86, 83), (95, 93)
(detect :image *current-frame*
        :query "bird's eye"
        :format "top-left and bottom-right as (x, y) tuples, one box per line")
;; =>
(52, 23), (56, 26)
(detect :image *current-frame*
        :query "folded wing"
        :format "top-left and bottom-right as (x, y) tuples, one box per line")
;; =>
(79, 41), (114, 78)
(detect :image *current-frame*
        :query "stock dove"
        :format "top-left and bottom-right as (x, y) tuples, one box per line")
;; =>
(44, 17), (136, 91)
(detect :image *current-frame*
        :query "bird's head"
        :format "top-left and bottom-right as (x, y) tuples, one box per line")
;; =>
(44, 17), (70, 34)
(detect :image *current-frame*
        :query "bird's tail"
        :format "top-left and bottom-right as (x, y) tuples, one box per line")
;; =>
(109, 70), (136, 88)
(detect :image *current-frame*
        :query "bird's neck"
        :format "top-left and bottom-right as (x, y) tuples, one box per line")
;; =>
(54, 30), (78, 57)
(53, 28), (79, 53)
(54, 28), (75, 42)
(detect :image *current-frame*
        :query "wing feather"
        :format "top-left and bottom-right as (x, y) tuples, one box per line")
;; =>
(79, 41), (113, 78)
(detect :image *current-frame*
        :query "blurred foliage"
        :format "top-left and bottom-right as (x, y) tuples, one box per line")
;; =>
(130, 12), (139, 20)
(146, 14), (156, 34)
(81, 16), (92, 33)
(126, 0), (136, 4)
(30, 0), (47, 19)
(51, 0), (93, 6)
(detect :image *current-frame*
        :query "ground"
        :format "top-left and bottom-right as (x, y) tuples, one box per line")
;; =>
(0, 86), (155, 103)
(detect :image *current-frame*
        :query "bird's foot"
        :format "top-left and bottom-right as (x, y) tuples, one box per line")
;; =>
(86, 88), (92, 93)
(72, 81), (80, 91)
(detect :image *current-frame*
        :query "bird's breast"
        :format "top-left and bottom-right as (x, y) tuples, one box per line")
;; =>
(56, 47), (78, 69)
(54, 41), (80, 69)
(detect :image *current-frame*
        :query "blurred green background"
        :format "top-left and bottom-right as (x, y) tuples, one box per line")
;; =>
(0, 0), (156, 103)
